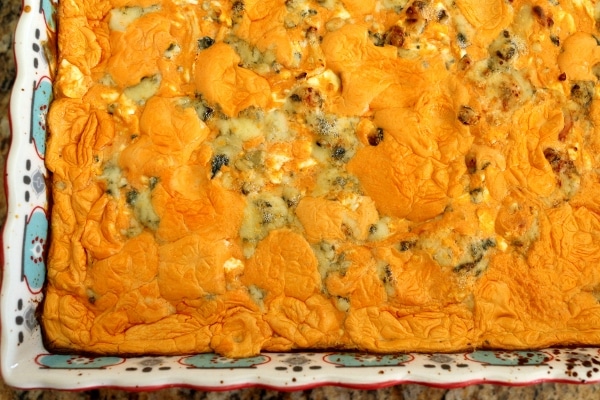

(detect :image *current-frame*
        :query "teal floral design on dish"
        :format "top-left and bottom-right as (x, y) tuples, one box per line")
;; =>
(180, 354), (269, 369)
(22, 208), (48, 293)
(31, 78), (52, 156)
(466, 350), (551, 366)
(40, 0), (57, 31)
(324, 352), (412, 367)
(36, 354), (124, 369)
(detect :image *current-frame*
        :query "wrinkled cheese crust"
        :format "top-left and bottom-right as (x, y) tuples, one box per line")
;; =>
(44, 0), (600, 358)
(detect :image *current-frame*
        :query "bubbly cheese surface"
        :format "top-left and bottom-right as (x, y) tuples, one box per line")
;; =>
(44, 0), (600, 358)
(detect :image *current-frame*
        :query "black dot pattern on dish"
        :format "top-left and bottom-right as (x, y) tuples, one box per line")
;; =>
(14, 298), (38, 345)
(24, 159), (31, 201)
(16, 299), (24, 344)
(32, 32), (41, 69)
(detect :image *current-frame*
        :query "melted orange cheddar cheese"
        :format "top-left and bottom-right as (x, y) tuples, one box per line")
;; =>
(44, 0), (600, 358)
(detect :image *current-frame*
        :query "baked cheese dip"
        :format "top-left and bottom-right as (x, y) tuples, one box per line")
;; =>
(44, 0), (600, 357)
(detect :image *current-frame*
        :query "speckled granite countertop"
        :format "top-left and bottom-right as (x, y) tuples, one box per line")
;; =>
(2, 1), (600, 399)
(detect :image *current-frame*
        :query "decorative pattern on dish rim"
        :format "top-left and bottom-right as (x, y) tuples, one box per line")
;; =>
(2, 0), (600, 390)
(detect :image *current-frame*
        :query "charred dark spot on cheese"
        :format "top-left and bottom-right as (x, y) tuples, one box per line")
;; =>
(232, 1), (245, 16)
(405, 1), (426, 23)
(301, 8), (318, 18)
(495, 42), (516, 62)
(543, 148), (561, 168)
(285, 197), (298, 207)
(305, 26), (319, 42)
(211, 154), (230, 178)
(198, 36), (215, 51)
(544, 148), (576, 176)
(379, 264), (393, 283)
(458, 105), (480, 126)
(238, 105), (264, 120)
(282, 187), (300, 208)
(484, 238), (496, 248)
(457, 55), (472, 71)
(202, 106), (214, 121)
(465, 153), (477, 174)
(334, 176), (348, 186)
(341, 223), (353, 237)
(331, 145), (346, 160)
(293, 87), (323, 108)
(532, 5), (554, 27)
(369, 31), (385, 47)
(558, 112), (573, 142)
(126, 189), (139, 205)
(368, 128), (384, 146)
(570, 81), (594, 109)
(550, 35), (560, 46)
(384, 26), (405, 48)
(399, 240), (417, 251)
(558, 72), (567, 81)
(543, 147), (580, 199)
(437, 9), (448, 22)
(496, 80), (525, 111)
(192, 96), (217, 121)
(457, 32), (469, 49)
(148, 176), (159, 190)
(454, 238), (495, 273)
(453, 260), (478, 273)
(469, 187), (483, 203)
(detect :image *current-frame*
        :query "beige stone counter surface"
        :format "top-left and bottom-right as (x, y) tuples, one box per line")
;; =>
(1, 0), (600, 398)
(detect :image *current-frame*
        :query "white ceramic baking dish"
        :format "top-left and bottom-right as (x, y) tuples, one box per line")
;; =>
(3, 0), (600, 390)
